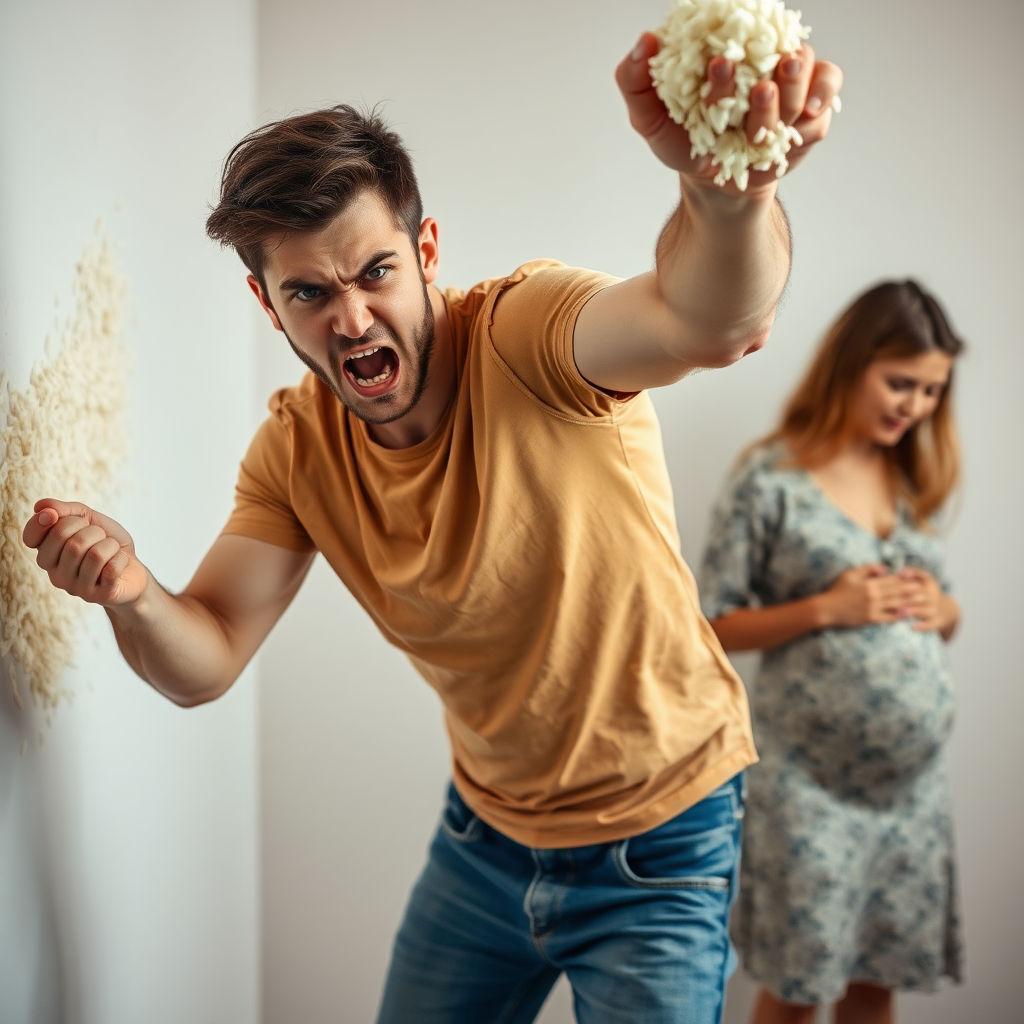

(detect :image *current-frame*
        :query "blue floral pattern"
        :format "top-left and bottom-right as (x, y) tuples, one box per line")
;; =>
(699, 441), (964, 1004)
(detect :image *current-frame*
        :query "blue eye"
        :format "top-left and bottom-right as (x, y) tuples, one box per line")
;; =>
(365, 266), (389, 281)
(296, 286), (323, 301)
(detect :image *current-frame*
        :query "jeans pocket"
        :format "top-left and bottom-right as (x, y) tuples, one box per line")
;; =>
(612, 782), (742, 890)
(612, 834), (733, 890)
(439, 783), (483, 843)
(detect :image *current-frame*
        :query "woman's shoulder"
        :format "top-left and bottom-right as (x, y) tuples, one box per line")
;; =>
(708, 439), (804, 530)
(725, 437), (800, 490)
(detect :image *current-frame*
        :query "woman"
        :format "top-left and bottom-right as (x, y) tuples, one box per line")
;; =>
(699, 281), (965, 1024)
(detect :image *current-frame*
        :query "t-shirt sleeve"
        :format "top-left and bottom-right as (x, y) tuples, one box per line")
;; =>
(221, 409), (316, 552)
(698, 453), (778, 621)
(487, 262), (626, 418)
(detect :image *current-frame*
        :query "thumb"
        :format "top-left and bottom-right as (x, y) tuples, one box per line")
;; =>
(34, 497), (95, 519)
(22, 500), (73, 549)
(28, 498), (133, 548)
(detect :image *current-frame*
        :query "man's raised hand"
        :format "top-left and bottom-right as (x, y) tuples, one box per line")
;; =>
(23, 499), (149, 607)
(615, 32), (843, 196)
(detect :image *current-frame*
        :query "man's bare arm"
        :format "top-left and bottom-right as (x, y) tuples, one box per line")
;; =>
(23, 499), (314, 706)
(574, 33), (842, 393)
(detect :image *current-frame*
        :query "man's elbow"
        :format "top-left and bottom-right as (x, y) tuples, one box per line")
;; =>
(690, 326), (772, 369)
(735, 327), (770, 360)
(152, 678), (235, 709)
(171, 689), (222, 709)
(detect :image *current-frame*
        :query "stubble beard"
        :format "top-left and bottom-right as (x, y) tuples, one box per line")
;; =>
(283, 280), (435, 426)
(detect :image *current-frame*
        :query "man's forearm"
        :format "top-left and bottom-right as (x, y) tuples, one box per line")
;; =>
(105, 575), (241, 707)
(656, 177), (790, 366)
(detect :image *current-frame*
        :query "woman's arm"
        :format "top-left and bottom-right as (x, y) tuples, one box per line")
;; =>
(709, 564), (926, 652)
(709, 596), (829, 652)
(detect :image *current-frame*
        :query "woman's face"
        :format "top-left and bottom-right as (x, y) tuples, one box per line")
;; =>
(851, 349), (954, 447)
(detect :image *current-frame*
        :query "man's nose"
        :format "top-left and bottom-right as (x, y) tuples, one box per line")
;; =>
(328, 291), (374, 339)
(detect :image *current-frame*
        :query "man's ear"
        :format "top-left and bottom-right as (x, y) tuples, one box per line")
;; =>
(247, 274), (284, 332)
(418, 218), (440, 286)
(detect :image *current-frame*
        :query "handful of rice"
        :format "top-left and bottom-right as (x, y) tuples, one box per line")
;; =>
(649, 0), (839, 191)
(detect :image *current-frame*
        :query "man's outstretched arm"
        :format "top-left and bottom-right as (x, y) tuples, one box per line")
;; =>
(574, 32), (843, 393)
(23, 499), (314, 706)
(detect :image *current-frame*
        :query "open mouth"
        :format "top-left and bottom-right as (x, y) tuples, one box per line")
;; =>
(342, 344), (400, 396)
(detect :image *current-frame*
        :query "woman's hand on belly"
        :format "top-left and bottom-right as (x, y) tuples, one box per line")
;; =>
(815, 564), (923, 629)
(710, 563), (924, 652)
(898, 567), (960, 640)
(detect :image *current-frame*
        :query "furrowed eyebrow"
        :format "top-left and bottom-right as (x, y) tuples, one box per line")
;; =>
(278, 250), (400, 293)
(358, 249), (399, 277)
(278, 277), (326, 293)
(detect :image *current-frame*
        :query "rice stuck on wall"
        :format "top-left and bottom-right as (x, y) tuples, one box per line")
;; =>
(0, 231), (130, 710)
(650, 0), (839, 191)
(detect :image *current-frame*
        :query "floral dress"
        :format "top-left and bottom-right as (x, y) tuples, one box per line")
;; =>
(699, 441), (964, 1004)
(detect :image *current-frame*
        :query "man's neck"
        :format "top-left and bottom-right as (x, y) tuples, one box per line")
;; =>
(366, 284), (453, 450)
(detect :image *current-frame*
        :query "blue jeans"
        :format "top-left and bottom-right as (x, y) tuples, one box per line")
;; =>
(377, 774), (745, 1024)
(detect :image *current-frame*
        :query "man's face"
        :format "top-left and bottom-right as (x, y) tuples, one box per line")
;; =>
(250, 191), (438, 426)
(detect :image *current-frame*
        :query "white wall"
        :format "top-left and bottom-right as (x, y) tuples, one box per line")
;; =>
(254, 1), (1024, 1022)
(0, 2), (260, 1022)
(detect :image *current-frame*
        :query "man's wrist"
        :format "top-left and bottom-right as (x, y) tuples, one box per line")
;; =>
(678, 172), (779, 222)
(103, 569), (156, 623)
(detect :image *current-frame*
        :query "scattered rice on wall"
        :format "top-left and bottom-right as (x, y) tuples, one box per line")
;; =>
(650, 0), (840, 191)
(0, 230), (129, 710)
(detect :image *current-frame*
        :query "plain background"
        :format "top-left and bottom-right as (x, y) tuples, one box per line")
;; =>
(0, 2), (260, 1022)
(1, 1), (1021, 1022)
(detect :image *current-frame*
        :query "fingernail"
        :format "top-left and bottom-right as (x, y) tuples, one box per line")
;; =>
(632, 36), (646, 61)
(711, 60), (732, 82)
(39, 510), (55, 526)
(753, 82), (774, 105)
(782, 58), (802, 77)
(805, 95), (823, 115)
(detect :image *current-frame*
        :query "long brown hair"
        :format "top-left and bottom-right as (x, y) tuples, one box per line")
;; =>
(775, 280), (965, 524)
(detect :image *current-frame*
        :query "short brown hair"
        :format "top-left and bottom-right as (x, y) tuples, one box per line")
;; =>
(206, 104), (422, 284)
(775, 280), (966, 523)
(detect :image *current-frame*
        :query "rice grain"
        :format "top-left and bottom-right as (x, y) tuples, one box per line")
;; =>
(0, 230), (129, 710)
(649, 0), (839, 190)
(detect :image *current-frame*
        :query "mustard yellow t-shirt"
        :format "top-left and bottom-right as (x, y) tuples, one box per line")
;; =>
(224, 260), (756, 847)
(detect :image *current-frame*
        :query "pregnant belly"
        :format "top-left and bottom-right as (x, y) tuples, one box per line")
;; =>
(758, 623), (955, 800)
